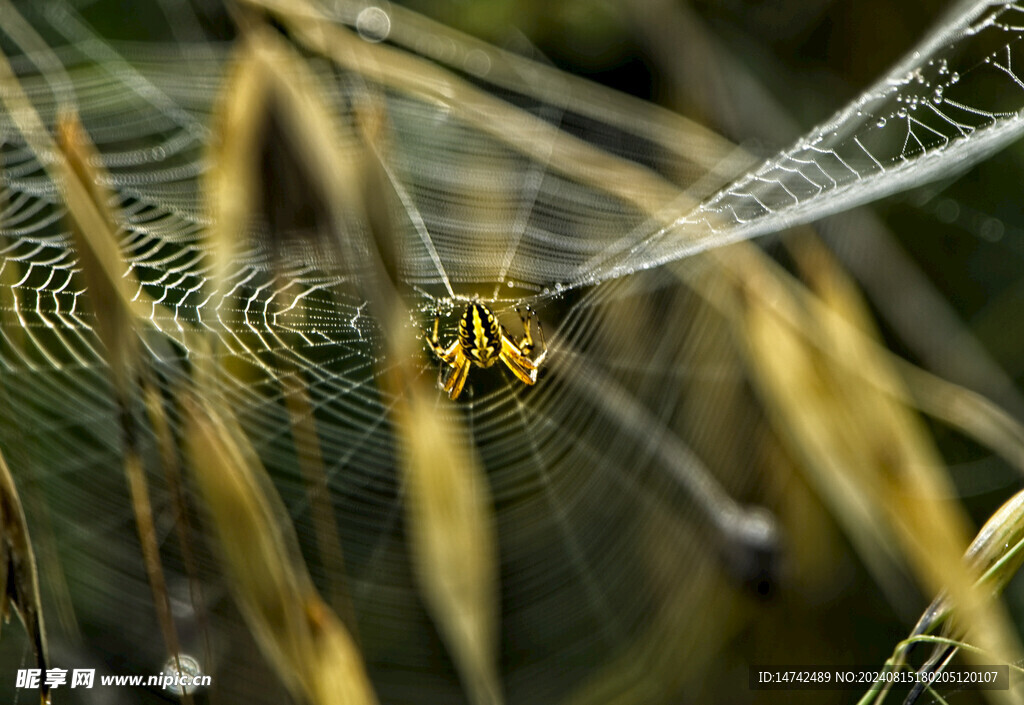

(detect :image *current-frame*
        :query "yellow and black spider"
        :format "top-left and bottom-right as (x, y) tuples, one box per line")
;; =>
(425, 298), (547, 400)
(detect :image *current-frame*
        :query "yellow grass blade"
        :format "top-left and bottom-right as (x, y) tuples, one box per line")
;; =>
(205, 22), (504, 701)
(55, 110), (196, 700)
(0, 449), (48, 704)
(281, 368), (359, 636)
(203, 25), (366, 299)
(55, 114), (137, 385)
(392, 365), (502, 705)
(719, 237), (1022, 704)
(183, 394), (378, 705)
(237, 0), (686, 217)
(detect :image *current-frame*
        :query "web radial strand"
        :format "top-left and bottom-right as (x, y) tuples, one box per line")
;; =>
(585, 0), (1024, 283)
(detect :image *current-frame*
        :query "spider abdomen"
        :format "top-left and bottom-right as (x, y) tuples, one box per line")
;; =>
(459, 301), (502, 366)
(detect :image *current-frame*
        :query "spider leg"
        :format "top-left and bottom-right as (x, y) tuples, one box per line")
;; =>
(441, 348), (462, 393)
(444, 349), (472, 400)
(515, 305), (547, 366)
(425, 315), (459, 364)
(437, 355), (454, 392)
(500, 333), (538, 385)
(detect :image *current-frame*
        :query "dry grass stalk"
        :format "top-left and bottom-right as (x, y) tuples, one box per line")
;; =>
(358, 96), (505, 705)
(0, 449), (48, 704)
(717, 236), (1023, 704)
(205, 20), (504, 701)
(204, 24), (364, 301)
(389, 360), (502, 705)
(183, 394), (377, 705)
(142, 377), (215, 670)
(967, 489), (1024, 595)
(56, 111), (194, 699)
(893, 487), (1024, 703)
(201, 26), (378, 702)
(54, 114), (134, 372)
(281, 369), (359, 636)
(236, 0), (688, 217)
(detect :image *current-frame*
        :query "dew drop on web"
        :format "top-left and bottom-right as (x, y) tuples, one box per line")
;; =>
(161, 654), (204, 696)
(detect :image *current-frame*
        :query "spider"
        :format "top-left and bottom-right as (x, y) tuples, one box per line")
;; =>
(425, 298), (547, 400)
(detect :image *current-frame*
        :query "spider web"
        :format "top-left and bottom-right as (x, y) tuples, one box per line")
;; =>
(0, 0), (1020, 703)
